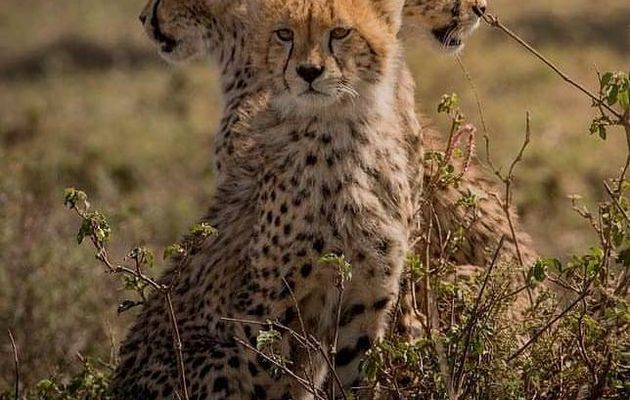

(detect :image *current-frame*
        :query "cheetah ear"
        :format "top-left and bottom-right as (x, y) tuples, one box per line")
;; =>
(371, 0), (405, 33)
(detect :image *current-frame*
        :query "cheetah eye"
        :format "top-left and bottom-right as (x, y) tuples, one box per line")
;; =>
(330, 27), (352, 40)
(274, 29), (294, 42)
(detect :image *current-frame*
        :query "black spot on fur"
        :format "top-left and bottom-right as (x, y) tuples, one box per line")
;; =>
(253, 384), (267, 399)
(283, 307), (296, 324)
(305, 154), (318, 166)
(356, 335), (371, 352)
(248, 361), (259, 376)
(213, 377), (229, 393)
(340, 304), (366, 326)
(335, 347), (357, 367)
(373, 298), (390, 311)
(313, 237), (325, 253)
(248, 304), (265, 316)
(300, 263), (313, 277)
(228, 356), (240, 368)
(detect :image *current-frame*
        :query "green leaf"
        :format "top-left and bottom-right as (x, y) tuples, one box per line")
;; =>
(64, 187), (89, 210)
(600, 72), (613, 87)
(320, 253), (353, 282)
(606, 85), (619, 106)
(127, 246), (155, 268)
(189, 222), (218, 238)
(529, 259), (554, 283)
(163, 243), (187, 260)
(437, 93), (460, 115)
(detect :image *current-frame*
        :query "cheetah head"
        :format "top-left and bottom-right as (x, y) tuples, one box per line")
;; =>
(251, 0), (405, 116)
(404, 0), (487, 51)
(138, 0), (237, 63)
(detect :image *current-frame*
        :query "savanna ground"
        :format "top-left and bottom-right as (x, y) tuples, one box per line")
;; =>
(0, 0), (629, 391)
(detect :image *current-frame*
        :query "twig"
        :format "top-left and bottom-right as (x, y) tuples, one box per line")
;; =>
(223, 315), (348, 399)
(282, 278), (318, 396)
(8, 329), (20, 400)
(330, 281), (345, 400)
(479, 11), (621, 120)
(617, 110), (630, 187)
(507, 276), (597, 363)
(576, 301), (597, 383)
(69, 204), (190, 400)
(165, 292), (188, 400)
(503, 113), (531, 268)
(309, 334), (349, 400)
(455, 55), (490, 140)
(484, 113), (535, 306)
(233, 337), (326, 399)
(604, 182), (630, 224)
(452, 235), (505, 394)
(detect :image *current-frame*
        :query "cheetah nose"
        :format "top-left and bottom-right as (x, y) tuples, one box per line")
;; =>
(139, 13), (147, 24)
(296, 64), (325, 84)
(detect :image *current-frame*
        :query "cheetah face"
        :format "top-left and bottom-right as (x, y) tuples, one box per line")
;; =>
(138, 0), (218, 63)
(253, 0), (404, 116)
(404, 0), (487, 51)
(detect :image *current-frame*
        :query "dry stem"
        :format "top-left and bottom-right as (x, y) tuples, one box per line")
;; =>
(8, 329), (20, 400)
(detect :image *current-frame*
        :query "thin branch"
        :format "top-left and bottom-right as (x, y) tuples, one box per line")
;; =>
(233, 337), (326, 400)
(8, 329), (19, 400)
(604, 182), (630, 224)
(507, 276), (597, 363)
(165, 292), (188, 400)
(281, 278), (318, 396)
(70, 205), (190, 400)
(455, 54), (490, 140)
(479, 11), (621, 120)
(309, 334), (349, 400)
(452, 236), (505, 394)
(485, 113), (535, 306)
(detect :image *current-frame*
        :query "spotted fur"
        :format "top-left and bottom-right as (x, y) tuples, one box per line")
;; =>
(112, 0), (538, 398)
(114, 0), (414, 398)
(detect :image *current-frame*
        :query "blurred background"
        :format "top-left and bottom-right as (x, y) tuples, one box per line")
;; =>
(0, 0), (628, 389)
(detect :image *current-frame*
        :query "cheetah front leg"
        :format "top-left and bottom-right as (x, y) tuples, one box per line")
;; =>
(331, 283), (399, 398)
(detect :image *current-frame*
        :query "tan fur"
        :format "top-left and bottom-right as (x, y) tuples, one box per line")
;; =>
(227, 1), (415, 396)
(115, 0), (416, 398)
(114, 1), (539, 398)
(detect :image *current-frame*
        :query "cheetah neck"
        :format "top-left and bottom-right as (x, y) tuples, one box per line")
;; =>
(200, 8), (254, 103)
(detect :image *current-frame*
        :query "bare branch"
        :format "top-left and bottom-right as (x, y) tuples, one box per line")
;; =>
(479, 11), (622, 120)
(508, 275), (597, 363)
(452, 235), (505, 394)
(8, 329), (20, 400)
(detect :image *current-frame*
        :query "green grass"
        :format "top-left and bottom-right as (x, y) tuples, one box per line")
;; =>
(1, 0), (628, 388)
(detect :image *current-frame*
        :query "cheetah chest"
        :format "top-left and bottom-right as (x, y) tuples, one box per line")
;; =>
(248, 119), (411, 312)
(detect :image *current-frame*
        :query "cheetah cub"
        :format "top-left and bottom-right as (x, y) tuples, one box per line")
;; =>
(233, 0), (415, 396)
(114, 0), (414, 398)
